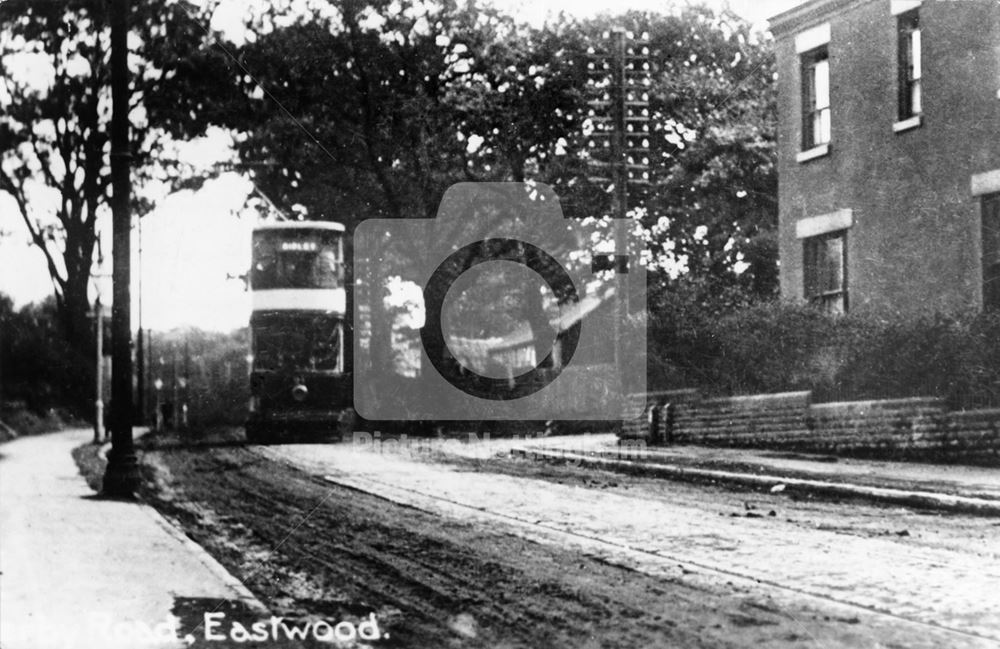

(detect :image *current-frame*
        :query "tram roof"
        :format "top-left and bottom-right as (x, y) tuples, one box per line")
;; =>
(253, 220), (346, 232)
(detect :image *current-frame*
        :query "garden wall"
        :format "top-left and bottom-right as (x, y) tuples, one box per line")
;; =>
(621, 390), (1000, 464)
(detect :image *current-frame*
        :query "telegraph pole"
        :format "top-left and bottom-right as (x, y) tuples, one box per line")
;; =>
(102, 0), (140, 497)
(611, 28), (628, 372)
(585, 28), (651, 372)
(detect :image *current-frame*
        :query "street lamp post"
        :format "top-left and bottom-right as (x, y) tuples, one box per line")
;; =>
(136, 203), (144, 425)
(172, 344), (179, 429)
(178, 376), (188, 429)
(94, 296), (104, 444)
(183, 339), (190, 428)
(154, 378), (163, 432)
(146, 328), (153, 423)
(102, 0), (140, 496)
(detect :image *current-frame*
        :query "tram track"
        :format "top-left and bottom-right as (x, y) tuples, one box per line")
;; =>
(126, 430), (1000, 648)
(312, 465), (998, 647)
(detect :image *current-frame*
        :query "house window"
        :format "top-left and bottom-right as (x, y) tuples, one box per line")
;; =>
(982, 193), (1000, 310)
(804, 230), (847, 314)
(897, 10), (921, 120)
(801, 47), (831, 150)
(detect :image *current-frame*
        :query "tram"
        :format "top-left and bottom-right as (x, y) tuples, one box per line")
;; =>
(245, 221), (351, 442)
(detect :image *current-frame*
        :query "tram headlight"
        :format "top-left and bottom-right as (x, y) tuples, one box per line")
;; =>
(291, 382), (309, 402)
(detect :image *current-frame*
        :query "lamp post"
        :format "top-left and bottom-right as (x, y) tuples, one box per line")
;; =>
(183, 338), (190, 427)
(136, 201), (144, 425)
(178, 376), (188, 429)
(94, 296), (104, 444)
(102, 0), (140, 497)
(154, 377), (163, 432)
(171, 344), (179, 429)
(146, 328), (153, 423)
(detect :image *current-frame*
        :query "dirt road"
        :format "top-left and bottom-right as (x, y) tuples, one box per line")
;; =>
(131, 429), (1000, 648)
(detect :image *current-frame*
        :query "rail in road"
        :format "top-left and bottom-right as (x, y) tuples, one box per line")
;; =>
(253, 443), (1000, 648)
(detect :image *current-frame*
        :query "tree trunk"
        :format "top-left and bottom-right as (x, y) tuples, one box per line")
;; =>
(55, 271), (97, 415)
(61, 271), (94, 353)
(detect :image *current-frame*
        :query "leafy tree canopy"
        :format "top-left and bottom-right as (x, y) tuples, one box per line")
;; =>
(220, 1), (777, 301)
(0, 0), (238, 350)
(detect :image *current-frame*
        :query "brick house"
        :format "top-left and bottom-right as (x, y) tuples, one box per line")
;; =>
(769, 0), (1000, 314)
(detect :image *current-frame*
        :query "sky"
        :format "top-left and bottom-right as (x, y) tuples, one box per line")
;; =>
(0, 0), (806, 332)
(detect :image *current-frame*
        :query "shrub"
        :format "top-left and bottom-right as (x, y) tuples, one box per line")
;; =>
(828, 309), (1000, 408)
(649, 293), (1000, 409)
(1, 295), (94, 418)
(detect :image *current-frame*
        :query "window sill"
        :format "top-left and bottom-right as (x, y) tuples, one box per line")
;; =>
(893, 115), (922, 133)
(808, 289), (846, 299)
(796, 143), (830, 163)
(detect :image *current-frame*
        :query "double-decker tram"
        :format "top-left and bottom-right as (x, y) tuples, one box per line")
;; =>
(246, 221), (350, 443)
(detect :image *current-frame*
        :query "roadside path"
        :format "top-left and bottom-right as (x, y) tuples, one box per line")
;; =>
(0, 429), (263, 649)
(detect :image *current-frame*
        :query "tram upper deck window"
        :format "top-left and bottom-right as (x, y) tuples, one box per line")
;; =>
(251, 229), (344, 290)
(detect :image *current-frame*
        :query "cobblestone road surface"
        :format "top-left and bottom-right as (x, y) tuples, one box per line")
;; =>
(258, 441), (1000, 645)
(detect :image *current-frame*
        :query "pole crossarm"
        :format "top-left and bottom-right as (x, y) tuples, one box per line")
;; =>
(582, 27), (654, 195)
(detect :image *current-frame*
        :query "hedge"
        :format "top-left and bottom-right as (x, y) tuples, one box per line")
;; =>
(649, 298), (1000, 410)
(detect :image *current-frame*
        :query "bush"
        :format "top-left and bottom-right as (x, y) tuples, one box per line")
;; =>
(0, 400), (77, 439)
(828, 309), (1000, 408)
(1, 295), (94, 418)
(649, 292), (1000, 409)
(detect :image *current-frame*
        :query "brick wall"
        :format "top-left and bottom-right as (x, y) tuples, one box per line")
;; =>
(622, 390), (1000, 464)
(773, 0), (1000, 314)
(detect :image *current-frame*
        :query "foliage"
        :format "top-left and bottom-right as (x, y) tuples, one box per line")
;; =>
(650, 295), (1000, 409)
(0, 0), (235, 352)
(830, 310), (1000, 409)
(0, 290), (251, 426)
(220, 2), (777, 293)
(216, 2), (779, 375)
(226, 0), (586, 226)
(1, 1), (782, 417)
(0, 293), (92, 415)
(636, 7), (777, 289)
(0, 402), (75, 440)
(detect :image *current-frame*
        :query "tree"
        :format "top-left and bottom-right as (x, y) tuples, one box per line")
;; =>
(212, 1), (778, 379)
(635, 6), (777, 301)
(0, 0), (236, 353)
(221, 0), (592, 377)
(227, 3), (776, 287)
(0, 292), (89, 413)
